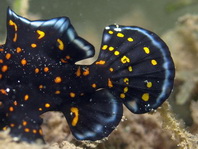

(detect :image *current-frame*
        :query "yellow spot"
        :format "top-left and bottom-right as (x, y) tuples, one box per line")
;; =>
(54, 76), (62, 83)
(127, 37), (133, 42)
(123, 87), (128, 93)
(114, 51), (120, 56)
(31, 43), (37, 48)
(109, 47), (114, 51)
(143, 47), (150, 54)
(21, 59), (27, 66)
(10, 123), (15, 127)
(108, 30), (113, 34)
(24, 128), (30, 133)
(9, 20), (17, 31)
(45, 103), (51, 108)
(9, 106), (14, 112)
(92, 83), (97, 88)
(32, 129), (37, 134)
(83, 68), (90, 76)
(35, 68), (39, 73)
(147, 82), (152, 88)
(38, 108), (43, 111)
(108, 78), (113, 88)
(44, 67), (49, 72)
(16, 47), (22, 53)
(76, 67), (81, 77)
(102, 45), (108, 50)
(120, 93), (125, 99)
(95, 60), (106, 65)
(1, 65), (8, 72)
(37, 30), (45, 39)
(6, 53), (11, 60)
(71, 107), (79, 126)
(3, 126), (7, 131)
(142, 93), (149, 101)
(109, 67), (114, 72)
(22, 121), (27, 126)
(55, 90), (61, 94)
(57, 38), (64, 50)
(70, 92), (76, 98)
(123, 78), (129, 85)
(117, 33), (124, 38)
(121, 56), (130, 64)
(0, 59), (3, 63)
(128, 66), (133, 72)
(151, 59), (157, 65)
(24, 94), (29, 101)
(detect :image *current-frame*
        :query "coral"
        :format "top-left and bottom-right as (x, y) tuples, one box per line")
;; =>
(159, 102), (198, 149)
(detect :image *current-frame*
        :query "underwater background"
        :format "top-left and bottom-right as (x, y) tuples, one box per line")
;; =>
(0, 0), (198, 149)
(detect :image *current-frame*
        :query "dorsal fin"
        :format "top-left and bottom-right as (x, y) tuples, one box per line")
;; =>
(5, 8), (95, 63)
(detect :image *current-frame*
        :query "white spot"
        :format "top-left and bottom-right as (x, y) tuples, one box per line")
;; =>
(6, 88), (10, 92)
(105, 26), (110, 30)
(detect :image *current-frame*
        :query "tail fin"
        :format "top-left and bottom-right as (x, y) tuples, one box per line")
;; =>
(94, 25), (175, 114)
(60, 89), (123, 141)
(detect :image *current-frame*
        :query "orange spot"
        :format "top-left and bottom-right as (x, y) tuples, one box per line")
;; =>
(16, 47), (22, 53)
(35, 68), (39, 73)
(39, 129), (43, 135)
(39, 85), (44, 89)
(60, 58), (68, 63)
(0, 59), (3, 63)
(0, 48), (4, 52)
(24, 128), (30, 133)
(109, 68), (114, 72)
(10, 123), (15, 127)
(13, 101), (17, 106)
(31, 43), (37, 48)
(9, 20), (18, 31)
(38, 108), (43, 111)
(55, 90), (61, 94)
(13, 33), (17, 42)
(70, 92), (76, 98)
(54, 76), (62, 83)
(45, 103), (51, 108)
(66, 56), (71, 59)
(108, 78), (113, 88)
(24, 94), (29, 101)
(21, 59), (27, 66)
(83, 68), (89, 76)
(95, 60), (106, 65)
(5, 53), (11, 60)
(92, 83), (97, 88)
(1, 65), (8, 72)
(0, 74), (2, 79)
(76, 67), (81, 77)
(44, 67), (49, 72)
(0, 89), (7, 95)
(32, 129), (37, 134)
(9, 106), (14, 112)
(22, 121), (27, 126)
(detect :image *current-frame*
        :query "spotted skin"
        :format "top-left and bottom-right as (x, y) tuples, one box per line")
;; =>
(0, 9), (175, 143)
